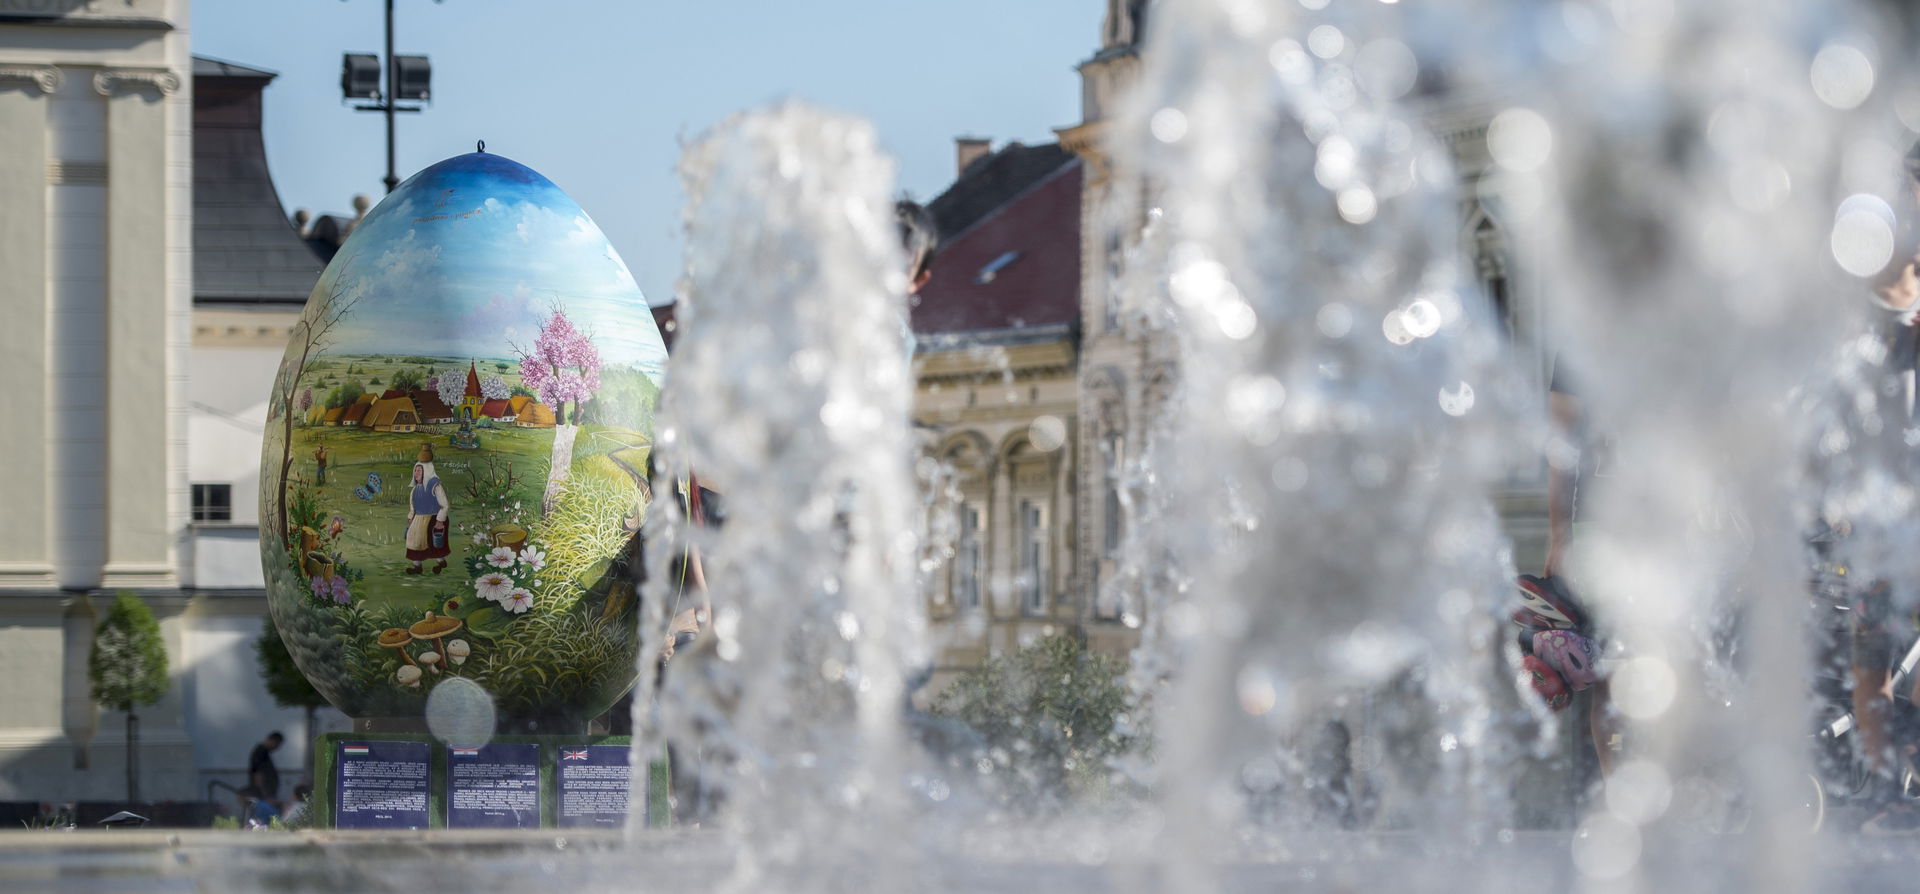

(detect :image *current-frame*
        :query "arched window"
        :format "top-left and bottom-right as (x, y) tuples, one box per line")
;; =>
(1004, 438), (1055, 617)
(939, 436), (989, 611)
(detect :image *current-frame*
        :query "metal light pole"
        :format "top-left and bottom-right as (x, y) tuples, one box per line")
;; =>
(383, 0), (396, 193)
(340, 0), (437, 193)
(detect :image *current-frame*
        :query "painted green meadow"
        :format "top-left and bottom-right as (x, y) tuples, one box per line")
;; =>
(266, 350), (658, 721)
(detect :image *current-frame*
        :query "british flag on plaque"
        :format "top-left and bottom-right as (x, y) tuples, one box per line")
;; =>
(562, 748), (590, 761)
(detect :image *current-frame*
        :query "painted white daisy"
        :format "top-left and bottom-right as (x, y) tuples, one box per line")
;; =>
(486, 546), (517, 569)
(502, 587), (534, 614)
(518, 546), (547, 571)
(474, 572), (513, 602)
(471, 532), (487, 546)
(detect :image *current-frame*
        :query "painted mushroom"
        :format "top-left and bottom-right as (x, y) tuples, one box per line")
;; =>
(377, 628), (415, 665)
(446, 639), (470, 666)
(409, 612), (462, 673)
(396, 664), (422, 687)
(419, 651), (442, 674)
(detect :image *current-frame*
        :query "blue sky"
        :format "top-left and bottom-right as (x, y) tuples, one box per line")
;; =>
(191, 1), (1097, 308)
(316, 152), (668, 380)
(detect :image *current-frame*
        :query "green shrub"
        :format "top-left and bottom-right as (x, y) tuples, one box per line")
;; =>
(930, 634), (1141, 810)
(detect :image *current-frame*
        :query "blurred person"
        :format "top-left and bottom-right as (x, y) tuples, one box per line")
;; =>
(241, 731), (284, 811)
(280, 783), (312, 827)
(1511, 361), (1618, 783)
(1846, 144), (1920, 834)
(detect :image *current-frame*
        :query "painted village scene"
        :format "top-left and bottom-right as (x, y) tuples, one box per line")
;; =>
(259, 152), (669, 723)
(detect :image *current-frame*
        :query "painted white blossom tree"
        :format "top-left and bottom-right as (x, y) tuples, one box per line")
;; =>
(435, 370), (468, 412)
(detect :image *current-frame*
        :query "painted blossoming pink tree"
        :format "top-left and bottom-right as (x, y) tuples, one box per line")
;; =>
(510, 307), (601, 513)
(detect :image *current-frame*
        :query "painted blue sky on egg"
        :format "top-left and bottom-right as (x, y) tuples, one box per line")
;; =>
(313, 152), (666, 383)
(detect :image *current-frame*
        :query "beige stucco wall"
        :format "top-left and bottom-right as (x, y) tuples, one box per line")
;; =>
(0, 0), (193, 591)
(0, 78), (54, 588)
(0, 0), (201, 804)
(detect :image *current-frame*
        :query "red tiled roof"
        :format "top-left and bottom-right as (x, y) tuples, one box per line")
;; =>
(379, 389), (406, 400)
(409, 389), (453, 420)
(342, 401), (371, 424)
(910, 151), (1082, 335)
(479, 399), (511, 418)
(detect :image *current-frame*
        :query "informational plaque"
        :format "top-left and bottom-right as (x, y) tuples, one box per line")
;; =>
(335, 740), (431, 829)
(446, 743), (541, 828)
(554, 744), (630, 828)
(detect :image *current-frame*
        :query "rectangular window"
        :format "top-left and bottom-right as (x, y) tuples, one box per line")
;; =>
(1019, 499), (1048, 614)
(954, 504), (983, 609)
(191, 483), (232, 522)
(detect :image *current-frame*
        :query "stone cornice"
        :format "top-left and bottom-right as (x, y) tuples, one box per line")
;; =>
(92, 66), (180, 97)
(915, 338), (1077, 386)
(1057, 121), (1111, 184)
(0, 64), (60, 94)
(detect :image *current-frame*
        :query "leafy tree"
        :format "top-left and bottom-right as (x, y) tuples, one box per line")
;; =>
(255, 619), (327, 765)
(930, 634), (1139, 810)
(297, 388), (313, 413)
(89, 591), (169, 803)
(390, 368), (424, 392)
(494, 361), (510, 373)
(510, 383), (535, 399)
(325, 381), (365, 410)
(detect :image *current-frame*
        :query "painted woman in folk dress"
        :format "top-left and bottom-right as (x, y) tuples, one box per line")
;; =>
(404, 444), (452, 574)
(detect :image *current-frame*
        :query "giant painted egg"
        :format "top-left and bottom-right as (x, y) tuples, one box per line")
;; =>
(259, 151), (665, 726)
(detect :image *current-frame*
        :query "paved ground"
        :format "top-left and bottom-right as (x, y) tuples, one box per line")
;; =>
(6, 827), (1920, 893)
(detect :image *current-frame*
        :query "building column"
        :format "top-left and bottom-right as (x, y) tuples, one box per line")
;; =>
(98, 69), (182, 588)
(0, 67), (59, 589)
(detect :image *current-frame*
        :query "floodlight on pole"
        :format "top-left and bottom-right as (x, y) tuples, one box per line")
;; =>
(338, 0), (441, 194)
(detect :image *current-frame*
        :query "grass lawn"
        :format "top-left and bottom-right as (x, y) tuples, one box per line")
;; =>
(288, 421), (647, 612)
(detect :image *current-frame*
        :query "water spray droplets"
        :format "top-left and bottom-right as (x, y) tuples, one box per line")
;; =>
(1438, 381), (1476, 416)
(1336, 186), (1378, 224)
(1383, 297), (1442, 345)
(1270, 39), (1313, 85)
(1355, 39), (1418, 100)
(1151, 107), (1190, 144)
(1810, 42), (1874, 110)
(1028, 415), (1068, 452)
(1831, 193), (1897, 277)
(1227, 375), (1288, 445)
(1307, 24), (1345, 59)
(1611, 656), (1679, 719)
(1487, 107), (1553, 173)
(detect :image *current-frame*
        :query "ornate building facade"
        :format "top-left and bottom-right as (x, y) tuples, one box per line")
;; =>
(917, 0), (1557, 677)
(910, 142), (1087, 683)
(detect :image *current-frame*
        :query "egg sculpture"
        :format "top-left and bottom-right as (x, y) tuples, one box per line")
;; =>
(259, 149), (665, 727)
